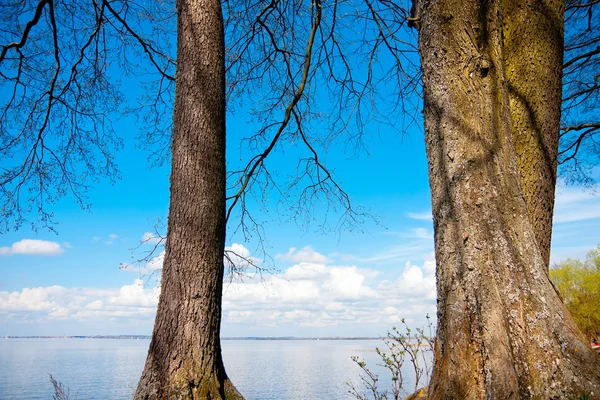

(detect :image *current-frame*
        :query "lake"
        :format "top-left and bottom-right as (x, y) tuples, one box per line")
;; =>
(0, 338), (429, 399)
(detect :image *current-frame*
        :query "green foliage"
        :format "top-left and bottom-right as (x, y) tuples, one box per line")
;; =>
(550, 244), (600, 341)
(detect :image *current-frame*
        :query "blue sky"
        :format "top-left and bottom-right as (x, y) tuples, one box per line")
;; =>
(1, 98), (599, 337)
(4, 0), (598, 339)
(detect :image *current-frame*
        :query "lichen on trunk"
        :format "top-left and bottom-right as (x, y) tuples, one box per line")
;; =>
(503, 0), (564, 268)
(418, 0), (600, 397)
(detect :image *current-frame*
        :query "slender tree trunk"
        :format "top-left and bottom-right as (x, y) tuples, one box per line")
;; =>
(503, 0), (563, 267)
(134, 0), (243, 398)
(418, 0), (600, 397)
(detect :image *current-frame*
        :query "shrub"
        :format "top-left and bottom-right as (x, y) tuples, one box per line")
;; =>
(348, 315), (434, 400)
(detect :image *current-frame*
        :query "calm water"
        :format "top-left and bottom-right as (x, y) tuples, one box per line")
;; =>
(0, 338), (428, 399)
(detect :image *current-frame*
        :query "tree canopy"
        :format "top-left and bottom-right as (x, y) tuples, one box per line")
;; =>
(550, 245), (600, 341)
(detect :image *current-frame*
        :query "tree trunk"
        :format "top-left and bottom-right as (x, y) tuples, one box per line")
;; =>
(134, 0), (243, 398)
(418, 0), (600, 398)
(503, 0), (563, 267)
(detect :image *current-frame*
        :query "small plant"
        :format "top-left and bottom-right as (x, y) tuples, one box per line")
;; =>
(49, 375), (77, 400)
(348, 315), (435, 400)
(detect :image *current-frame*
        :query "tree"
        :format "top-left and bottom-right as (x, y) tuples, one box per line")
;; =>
(0, 0), (242, 397)
(4, 0), (599, 398)
(417, 0), (600, 397)
(518, 0), (600, 268)
(0, 0), (176, 233)
(132, 0), (244, 397)
(550, 245), (600, 342)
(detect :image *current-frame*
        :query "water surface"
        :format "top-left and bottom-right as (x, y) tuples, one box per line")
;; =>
(0, 338), (427, 399)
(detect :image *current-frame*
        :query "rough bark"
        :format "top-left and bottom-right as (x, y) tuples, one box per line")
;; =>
(503, 0), (563, 267)
(418, 0), (600, 398)
(134, 0), (243, 398)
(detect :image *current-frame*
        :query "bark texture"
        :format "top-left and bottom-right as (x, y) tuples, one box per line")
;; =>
(503, 0), (563, 267)
(134, 0), (243, 398)
(418, 0), (600, 398)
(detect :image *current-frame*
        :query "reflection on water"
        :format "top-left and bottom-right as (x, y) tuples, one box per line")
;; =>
(0, 338), (428, 399)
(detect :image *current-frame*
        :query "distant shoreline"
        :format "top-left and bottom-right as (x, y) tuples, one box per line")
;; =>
(2, 335), (381, 340)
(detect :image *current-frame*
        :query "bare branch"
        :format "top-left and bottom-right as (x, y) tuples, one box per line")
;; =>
(0, 0), (50, 65)
(226, 0), (323, 222)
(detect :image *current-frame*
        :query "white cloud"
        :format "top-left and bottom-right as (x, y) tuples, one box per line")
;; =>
(358, 242), (433, 264)
(0, 286), (69, 312)
(224, 243), (262, 273)
(2, 244), (437, 336)
(276, 246), (331, 264)
(411, 228), (433, 240)
(226, 243), (251, 258)
(406, 211), (433, 221)
(352, 228), (435, 267)
(323, 267), (376, 301)
(93, 234), (120, 245)
(222, 249), (436, 331)
(120, 251), (165, 275)
(328, 252), (356, 262)
(109, 279), (159, 307)
(550, 184), (600, 264)
(377, 260), (437, 302)
(86, 300), (103, 310)
(0, 280), (159, 322)
(119, 243), (259, 277)
(423, 252), (436, 274)
(49, 307), (70, 319)
(141, 232), (164, 245)
(403, 263), (424, 285)
(553, 184), (600, 223)
(0, 239), (64, 256)
(284, 262), (328, 280)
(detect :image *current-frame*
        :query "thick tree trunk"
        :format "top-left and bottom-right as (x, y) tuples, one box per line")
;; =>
(418, 0), (600, 398)
(503, 0), (563, 267)
(134, 0), (243, 398)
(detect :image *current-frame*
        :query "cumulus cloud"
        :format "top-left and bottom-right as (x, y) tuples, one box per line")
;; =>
(222, 249), (436, 331)
(276, 246), (331, 264)
(0, 280), (159, 322)
(224, 243), (262, 274)
(323, 266), (377, 301)
(0, 286), (69, 312)
(0, 239), (64, 256)
(423, 252), (436, 275)
(109, 279), (159, 307)
(284, 262), (328, 280)
(2, 244), (437, 335)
